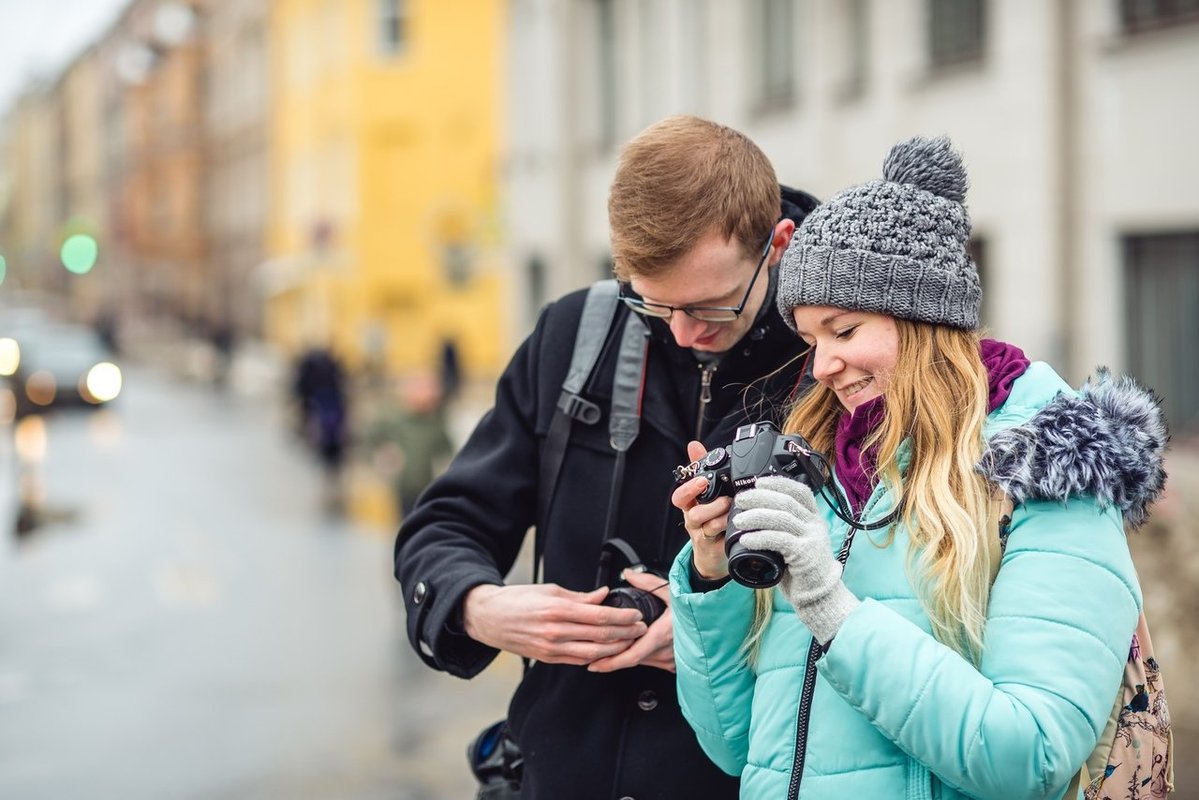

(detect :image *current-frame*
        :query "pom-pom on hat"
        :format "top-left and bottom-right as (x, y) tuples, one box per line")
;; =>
(777, 135), (981, 331)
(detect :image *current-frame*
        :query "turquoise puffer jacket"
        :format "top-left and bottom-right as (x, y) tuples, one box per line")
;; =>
(671, 363), (1164, 800)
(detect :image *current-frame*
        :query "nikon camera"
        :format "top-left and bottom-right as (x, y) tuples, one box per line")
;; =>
(674, 422), (826, 589)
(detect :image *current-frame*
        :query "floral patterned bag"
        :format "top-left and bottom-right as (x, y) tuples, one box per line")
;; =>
(1073, 610), (1173, 799)
(995, 500), (1174, 799)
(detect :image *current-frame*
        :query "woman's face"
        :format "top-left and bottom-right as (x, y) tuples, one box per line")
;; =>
(791, 306), (899, 413)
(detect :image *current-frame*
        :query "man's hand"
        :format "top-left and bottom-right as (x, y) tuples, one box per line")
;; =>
(463, 583), (648, 665)
(587, 569), (675, 673)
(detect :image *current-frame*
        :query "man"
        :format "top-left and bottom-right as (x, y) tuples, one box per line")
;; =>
(395, 115), (816, 799)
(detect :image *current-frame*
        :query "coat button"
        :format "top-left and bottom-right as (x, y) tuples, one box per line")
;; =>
(413, 581), (428, 604)
(636, 690), (658, 711)
(618, 796), (635, 800)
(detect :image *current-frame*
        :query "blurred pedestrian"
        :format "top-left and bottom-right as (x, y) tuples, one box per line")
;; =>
(209, 321), (236, 390)
(438, 337), (462, 404)
(93, 307), (120, 356)
(364, 370), (454, 521)
(292, 347), (349, 512)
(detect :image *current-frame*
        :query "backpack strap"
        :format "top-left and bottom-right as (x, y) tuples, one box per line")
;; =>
(535, 280), (623, 582)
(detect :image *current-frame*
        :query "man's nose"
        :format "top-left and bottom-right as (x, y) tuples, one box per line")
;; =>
(668, 313), (706, 348)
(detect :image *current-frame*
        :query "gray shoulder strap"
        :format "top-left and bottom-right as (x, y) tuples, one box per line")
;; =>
(609, 312), (648, 452)
(557, 279), (621, 425)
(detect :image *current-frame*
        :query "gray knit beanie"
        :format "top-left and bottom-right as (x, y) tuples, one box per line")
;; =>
(777, 135), (981, 332)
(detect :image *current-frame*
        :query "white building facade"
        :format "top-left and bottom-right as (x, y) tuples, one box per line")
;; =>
(502, 0), (1199, 434)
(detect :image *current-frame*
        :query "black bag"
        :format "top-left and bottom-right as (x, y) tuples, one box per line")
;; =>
(467, 719), (523, 799)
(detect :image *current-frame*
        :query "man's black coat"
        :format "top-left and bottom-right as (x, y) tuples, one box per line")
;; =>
(395, 190), (816, 800)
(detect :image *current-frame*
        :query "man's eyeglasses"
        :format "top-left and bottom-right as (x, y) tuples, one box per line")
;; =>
(619, 230), (774, 323)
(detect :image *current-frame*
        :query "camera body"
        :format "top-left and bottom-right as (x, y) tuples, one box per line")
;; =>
(674, 422), (825, 588)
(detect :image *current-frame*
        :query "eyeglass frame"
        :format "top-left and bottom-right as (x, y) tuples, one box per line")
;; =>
(618, 228), (776, 323)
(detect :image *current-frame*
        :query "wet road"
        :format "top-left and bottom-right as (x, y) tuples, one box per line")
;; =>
(0, 367), (519, 799)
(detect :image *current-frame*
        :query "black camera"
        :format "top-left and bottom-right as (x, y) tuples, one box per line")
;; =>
(596, 538), (666, 625)
(673, 421), (825, 589)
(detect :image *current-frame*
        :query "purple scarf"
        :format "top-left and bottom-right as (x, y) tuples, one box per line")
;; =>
(833, 339), (1030, 514)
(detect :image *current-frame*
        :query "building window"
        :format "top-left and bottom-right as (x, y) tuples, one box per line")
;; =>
(1120, 0), (1199, 33)
(638, 0), (665, 125)
(928, 0), (985, 69)
(596, 0), (618, 146)
(753, 0), (796, 109)
(841, 0), (869, 99)
(683, 0), (710, 113)
(1125, 232), (1199, 435)
(377, 0), (408, 57)
(443, 243), (471, 287)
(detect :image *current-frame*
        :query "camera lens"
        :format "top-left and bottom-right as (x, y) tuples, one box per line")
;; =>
(602, 587), (666, 625)
(725, 533), (784, 589)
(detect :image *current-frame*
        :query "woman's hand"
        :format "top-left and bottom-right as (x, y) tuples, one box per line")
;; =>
(671, 440), (732, 581)
(733, 476), (859, 645)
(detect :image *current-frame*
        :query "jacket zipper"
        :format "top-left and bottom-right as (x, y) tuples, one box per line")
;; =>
(696, 361), (717, 441)
(786, 519), (861, 800)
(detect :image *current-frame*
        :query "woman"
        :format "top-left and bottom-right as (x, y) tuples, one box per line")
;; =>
(668, 136), (1169, 800)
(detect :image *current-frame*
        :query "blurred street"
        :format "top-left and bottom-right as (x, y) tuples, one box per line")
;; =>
(0, 364), (519, 800)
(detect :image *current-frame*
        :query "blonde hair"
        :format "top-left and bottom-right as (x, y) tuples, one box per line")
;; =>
(608, 115), (779, 280)
(747, 321), (995, 663)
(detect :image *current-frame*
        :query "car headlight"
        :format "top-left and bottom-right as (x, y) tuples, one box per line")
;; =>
(84, 362), (122, 403)
(0, 338), (19, 376)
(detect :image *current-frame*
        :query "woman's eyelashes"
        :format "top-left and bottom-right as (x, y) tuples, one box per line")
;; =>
(834, 325), (858, 340)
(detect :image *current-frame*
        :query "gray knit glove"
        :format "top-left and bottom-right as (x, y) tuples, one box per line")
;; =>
(732, 476), (860, 646)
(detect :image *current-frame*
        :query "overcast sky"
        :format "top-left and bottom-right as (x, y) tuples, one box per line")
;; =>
(0, 0), (130, 114)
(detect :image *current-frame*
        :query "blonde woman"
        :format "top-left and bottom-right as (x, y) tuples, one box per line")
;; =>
(669, 137), (1169, 800)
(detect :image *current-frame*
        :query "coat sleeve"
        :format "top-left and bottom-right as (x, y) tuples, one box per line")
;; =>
(816, 497), (1141, 800)
(393, 302), (558, 678)
(670, 542), (760, 776)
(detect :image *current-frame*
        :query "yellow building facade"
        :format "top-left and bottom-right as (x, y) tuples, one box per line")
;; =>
(266, 0), (505, 380)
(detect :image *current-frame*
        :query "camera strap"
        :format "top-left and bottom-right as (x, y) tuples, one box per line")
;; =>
(594, 537), (649, 588)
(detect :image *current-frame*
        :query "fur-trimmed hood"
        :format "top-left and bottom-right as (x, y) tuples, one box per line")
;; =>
(977, 368), (1169, 527)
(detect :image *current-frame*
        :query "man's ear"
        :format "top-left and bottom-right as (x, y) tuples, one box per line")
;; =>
(770, 219), (797, 264)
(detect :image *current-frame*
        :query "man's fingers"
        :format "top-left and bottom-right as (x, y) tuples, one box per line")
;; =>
(539, 639), (636, 665)
(540, 620), (647, 643)
(541, 586), (646, 626)
(587, 623), (673, 673)
(686, 440), (707, 462)
(587, 637), (651, 672)
(620, 569), (671, 601)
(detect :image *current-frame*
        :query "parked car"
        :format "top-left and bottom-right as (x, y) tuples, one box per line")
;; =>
(8, 323), (122, 416)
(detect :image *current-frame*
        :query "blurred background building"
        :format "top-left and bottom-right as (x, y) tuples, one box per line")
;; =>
(504, 0), (1199, 437)
(263, 0), (505, 377)
(2, 0), (1196, 433)
(2, 0), (506, 384)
